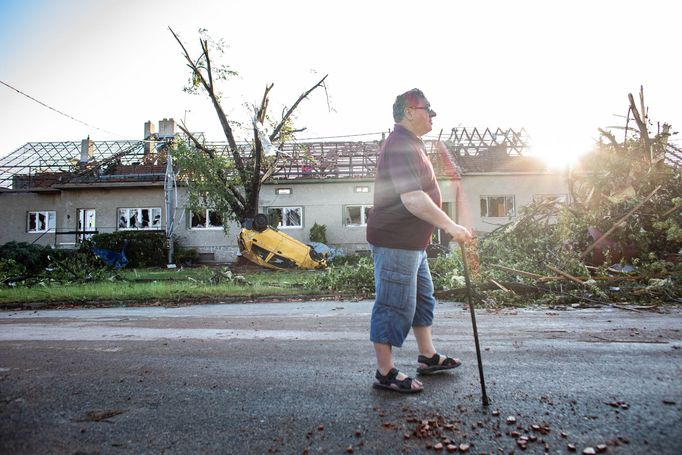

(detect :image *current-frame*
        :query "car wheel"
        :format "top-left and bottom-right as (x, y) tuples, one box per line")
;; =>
(253, 213), (268, 232)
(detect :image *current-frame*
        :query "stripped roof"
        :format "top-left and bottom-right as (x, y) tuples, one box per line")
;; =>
(0, 127), (538, 190)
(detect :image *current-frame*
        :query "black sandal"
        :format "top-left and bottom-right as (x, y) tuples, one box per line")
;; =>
(373, 368), (423, 393)
(417, 353), (462, 375)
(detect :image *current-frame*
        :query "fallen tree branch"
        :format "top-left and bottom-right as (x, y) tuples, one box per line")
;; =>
(661, 204), (682, 218)
(546, 265), (585, 285)
(490, 279), (513, 293)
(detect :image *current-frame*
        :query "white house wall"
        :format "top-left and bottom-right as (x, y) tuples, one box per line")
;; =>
(172, 186), (239, 263)
(0, 185), (170, 248)
(0, 171), (567, 262)
(1, 191), (61, 246)
(259, 179), (459, 254)
(459, 172), (570, 233)
(260, 180), (373, 251)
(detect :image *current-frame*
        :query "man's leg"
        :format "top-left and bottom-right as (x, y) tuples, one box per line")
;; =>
(369, 245), (423, 391)
(413, 325), (436, 359)
(374, 342), (395, 376)
(374, 342), (423, 390)
(414, 325), (461, 370)
(413, 251), (438, 358)
(413, 251), (461, 369)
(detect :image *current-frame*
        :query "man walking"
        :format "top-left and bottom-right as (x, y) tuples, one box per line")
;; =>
(367, 88), (472, 393)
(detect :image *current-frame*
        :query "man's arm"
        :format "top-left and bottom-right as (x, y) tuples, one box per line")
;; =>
(400, 190), (472, 242)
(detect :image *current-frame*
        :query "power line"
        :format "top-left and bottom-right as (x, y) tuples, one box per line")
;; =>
(297, 131), (386, 141)
(0, 79), (125, 138)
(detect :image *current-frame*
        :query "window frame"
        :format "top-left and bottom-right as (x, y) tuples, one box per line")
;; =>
(77, 208), (97, 242)
(117, 207), (162, 230)
(189, 208), (224, 230)
(27, 210), (56, 233)
(479, 195), (516, 218)
(343, 204), (372, 227)
(354, 185), (370, 193)
(266, 206), (303, 229)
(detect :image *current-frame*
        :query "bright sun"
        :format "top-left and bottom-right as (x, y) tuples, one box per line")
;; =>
(529, 133), (594, 170)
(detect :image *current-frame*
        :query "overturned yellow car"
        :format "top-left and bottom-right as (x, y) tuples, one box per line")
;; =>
(238, 214), (327, 270)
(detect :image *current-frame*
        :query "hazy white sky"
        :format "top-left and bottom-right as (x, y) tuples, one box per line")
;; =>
(1, 0), (680, 165)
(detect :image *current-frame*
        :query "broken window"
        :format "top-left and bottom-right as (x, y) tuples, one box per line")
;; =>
(27, 211), (56, 233)
(480, 196), (515, 217)
(266, 207), (302, 228)
(77, 209), (96, 241)
(190, 209), (223, 229)
(344, 205), (372, 226)
(118, 207), (161, 230)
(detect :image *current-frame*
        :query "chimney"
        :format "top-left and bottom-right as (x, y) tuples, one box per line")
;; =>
(158, 118), (176, 139)
(80, 136), (94, 163)
(144, 120), (156, 155)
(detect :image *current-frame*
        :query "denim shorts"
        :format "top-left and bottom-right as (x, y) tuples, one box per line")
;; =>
(369, 244), (436, 347)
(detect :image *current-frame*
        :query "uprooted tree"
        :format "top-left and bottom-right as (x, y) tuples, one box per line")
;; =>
(169, 27), (328, 226)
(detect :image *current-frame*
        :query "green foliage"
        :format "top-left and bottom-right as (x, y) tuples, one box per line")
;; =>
(568, 127), (682, 264)
(174, 246), (200, 266)
(45, 247), (112, 283)
(305, 251), (474, 295)
(89, 231), (167, 268)
(0, 267), (316, 306)
(329, 252), (370, 266)
(267, 210), (281, 228)
(469, 93), (681, 307)
(0, 242), (51, 275)
(174, 140), (245, 231)
(181, 28), (238, 96)
(305, 256), (375, 295)
(478, 201), (589, 282)
(309, 222), (327, 243)
(0, 258), (26, 283)
(429, 252), (466, 291)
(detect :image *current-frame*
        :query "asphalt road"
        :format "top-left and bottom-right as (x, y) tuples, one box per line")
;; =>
(1, 300), (681, 454)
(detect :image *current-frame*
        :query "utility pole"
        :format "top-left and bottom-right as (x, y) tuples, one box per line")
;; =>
(164, 142), (176, 268)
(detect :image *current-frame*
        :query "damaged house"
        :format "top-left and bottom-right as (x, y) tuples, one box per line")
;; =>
(0, 119), (568, 263)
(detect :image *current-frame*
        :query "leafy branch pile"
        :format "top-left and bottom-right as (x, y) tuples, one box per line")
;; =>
(0, 242), (114, 286)
(305, 256), (375, 296)
(0, 232), (198, 287)
(473, 88), (681, 308)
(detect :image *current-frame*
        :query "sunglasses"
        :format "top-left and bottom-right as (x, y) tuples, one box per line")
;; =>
(410, 105), (436, 116)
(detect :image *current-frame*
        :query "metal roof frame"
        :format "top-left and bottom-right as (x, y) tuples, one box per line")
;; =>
(0, 127), (538, 190)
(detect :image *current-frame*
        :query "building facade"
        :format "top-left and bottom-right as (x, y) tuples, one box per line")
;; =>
(0, 120), (568, 263)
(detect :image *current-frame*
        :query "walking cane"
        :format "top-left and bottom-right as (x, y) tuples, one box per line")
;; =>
(459, 241), (490, 406)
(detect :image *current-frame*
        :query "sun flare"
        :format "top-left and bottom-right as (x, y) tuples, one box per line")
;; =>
(529, 134), (594, 170)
